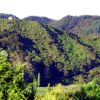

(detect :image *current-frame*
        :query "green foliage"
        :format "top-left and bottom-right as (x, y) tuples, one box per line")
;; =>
(58, 33), (95, 73)
(36, 84), (70, 100)
(35, 79), (100, 100)
(0, 50), (36, 100)
(0, 19), (99, 86)
(0, 16), (100, 100)
(75, 78), (100, 100)
(87, 67), (100, 81)
(49, 15), (100, 35)
(35, 84), (82, 100)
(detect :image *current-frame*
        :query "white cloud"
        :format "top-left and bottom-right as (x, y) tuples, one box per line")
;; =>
(0, 0), (100, 19)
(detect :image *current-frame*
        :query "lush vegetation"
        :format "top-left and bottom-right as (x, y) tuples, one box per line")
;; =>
(75, 78), (100, 100)
(49, 15), (100, 35)
(0, 14), (99, 99)
(35, 78), (100, 100)
(24, 16), (54, 24)
(0, 49), (36, 100)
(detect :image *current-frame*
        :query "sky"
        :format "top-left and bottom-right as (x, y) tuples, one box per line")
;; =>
(0, 0), (100, 20)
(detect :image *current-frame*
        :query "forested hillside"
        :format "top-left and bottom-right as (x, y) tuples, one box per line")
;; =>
(24, 15), (100, 35)
(24, 16), (54, 24)
(49, 15), (100, 35)
(0, 14), (100, 99)
(0, 18), (99, 86)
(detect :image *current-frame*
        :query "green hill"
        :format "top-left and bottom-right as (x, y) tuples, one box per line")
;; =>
(0, 19), (99, 86)
(23, 16), (55, 24)
(49, 15), (100, 35)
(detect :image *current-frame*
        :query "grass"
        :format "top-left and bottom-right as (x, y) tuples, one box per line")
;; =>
(36, 87), (48, 96)
(35, 84), (82, 99)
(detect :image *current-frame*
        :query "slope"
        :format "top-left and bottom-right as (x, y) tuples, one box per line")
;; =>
(49, 15), (100, 35)
(23, 16), (55, 25)
(0, 19), (99, 86)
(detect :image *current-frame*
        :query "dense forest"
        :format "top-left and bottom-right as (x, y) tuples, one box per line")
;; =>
(0, 13), (100, 100)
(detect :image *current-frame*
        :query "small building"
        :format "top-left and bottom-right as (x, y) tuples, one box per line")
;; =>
(8, 16), (13, 20)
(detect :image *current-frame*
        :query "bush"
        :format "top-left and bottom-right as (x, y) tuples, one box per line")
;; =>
(0, 50), (36, 100)
(75, 78), (100, 100)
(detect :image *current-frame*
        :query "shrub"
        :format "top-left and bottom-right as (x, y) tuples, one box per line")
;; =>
(0, 50), (36, 100)
(75, 78), (100, 100)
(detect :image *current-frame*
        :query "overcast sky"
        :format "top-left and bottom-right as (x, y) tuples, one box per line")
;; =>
(0, 0), (100, 19)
